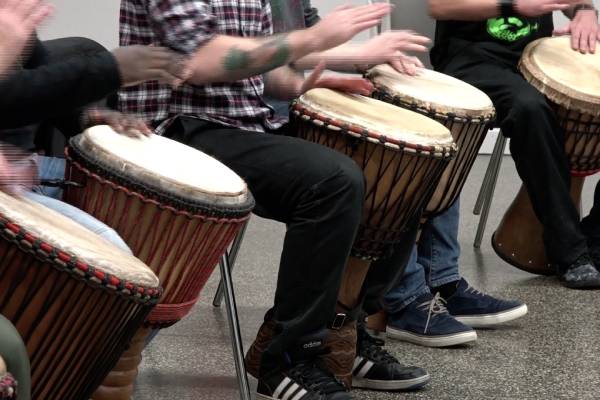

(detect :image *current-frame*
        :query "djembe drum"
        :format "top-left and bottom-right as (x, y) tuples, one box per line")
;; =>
(291, 88), (455, 384)
(367, 64), (495, 216)
(0, 191), (161, 400)
(364, 64), (495, 332)
(0, 357), (16, 400)
(63, 126), (254, 399)
(493, 36), (600, 275)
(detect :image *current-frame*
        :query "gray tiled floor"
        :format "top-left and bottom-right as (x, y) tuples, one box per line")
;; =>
(134, 155), (600, 400)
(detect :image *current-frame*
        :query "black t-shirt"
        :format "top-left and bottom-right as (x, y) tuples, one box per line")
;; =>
(431, 14), (554, 68)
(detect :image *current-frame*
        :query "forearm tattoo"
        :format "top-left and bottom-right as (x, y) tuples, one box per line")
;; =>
(223, 34), (291, 75)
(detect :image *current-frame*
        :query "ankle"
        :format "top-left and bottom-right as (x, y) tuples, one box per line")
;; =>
(432, 280), (460, 298)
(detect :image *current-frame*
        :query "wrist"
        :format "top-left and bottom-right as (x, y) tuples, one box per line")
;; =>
(573, 4), (598, 18)
(304, 26), (326, 53)
(498, 0), (516, 17)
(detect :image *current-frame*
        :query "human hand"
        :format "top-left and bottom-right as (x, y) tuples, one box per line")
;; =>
(0, 0), (53, 75)
(308, 3), (393, 52)
(554, 9), (600, 53)
(83, 108), (152, 136)
(515, 0), (581, 17)
(354, 30), (429, 75)
(111, 45), (191, 88)
(299, 61), (374, 96)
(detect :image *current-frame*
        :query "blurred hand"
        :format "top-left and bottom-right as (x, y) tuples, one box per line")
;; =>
(299, 61), (375, 96)
(309, 3), (393, 52)
(112, 46), (191, 87)
(355, 30), (429, 75)
(554, 9), (600, 53)
(0, 144), (38, 195)
(515, 0), (581, 17)
(83, 108), (152, 136)
(0, 0), (53, 75)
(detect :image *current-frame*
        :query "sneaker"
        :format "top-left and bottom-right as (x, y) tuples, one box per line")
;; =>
(386, 293), (477, 347)
(558, 254), (600, 289)
(352, 325), (430, 391)
(440, 279), (528, 327)
(257, 362), (351, 400)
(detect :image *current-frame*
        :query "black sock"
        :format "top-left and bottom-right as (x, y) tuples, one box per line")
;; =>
(432, 280), (460, 298)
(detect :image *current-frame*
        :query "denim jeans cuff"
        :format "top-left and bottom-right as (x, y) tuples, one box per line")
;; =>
(386, 287), (431, 315)
(429, 274), (461, 289)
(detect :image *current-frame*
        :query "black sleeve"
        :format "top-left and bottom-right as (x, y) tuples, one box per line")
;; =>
(0, 51), (122, 129)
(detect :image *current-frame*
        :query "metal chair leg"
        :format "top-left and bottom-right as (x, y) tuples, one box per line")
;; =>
(213, 223), (249, 307)
(220, 252), (252, 400)
(474, 130), (504, 215)
(474, 134), (508, 248)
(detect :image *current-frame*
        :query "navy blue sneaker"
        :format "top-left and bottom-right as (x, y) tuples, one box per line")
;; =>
(441, 279), (528, 328)
(386, 293), (477, 347)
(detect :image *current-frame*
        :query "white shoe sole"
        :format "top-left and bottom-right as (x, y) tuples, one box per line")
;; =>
(454, 304), (528, 328)
(352, 373), (431, 391)
(386, 327), (478, 348)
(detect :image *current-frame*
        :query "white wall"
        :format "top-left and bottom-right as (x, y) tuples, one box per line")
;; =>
(38, 0), (119, 49)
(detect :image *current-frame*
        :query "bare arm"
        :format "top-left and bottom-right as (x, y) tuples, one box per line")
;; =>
(179, 3), (392, 85)
(293, 30), (430, 74)
(263, 66), (306, 100)
(429, 0), (581, 20)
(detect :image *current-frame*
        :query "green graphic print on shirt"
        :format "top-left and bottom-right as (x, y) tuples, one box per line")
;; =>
(487, 17), (540, 42)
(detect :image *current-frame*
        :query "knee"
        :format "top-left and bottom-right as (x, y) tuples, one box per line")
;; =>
(510, 88), (552, 122)
(329, 156), (366, 205)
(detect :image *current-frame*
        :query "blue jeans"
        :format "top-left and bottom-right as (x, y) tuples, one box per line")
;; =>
(384, 199), (462, 313)
(27, 156), (130, 252)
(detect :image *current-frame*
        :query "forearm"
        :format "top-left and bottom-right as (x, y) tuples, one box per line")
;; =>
(187, 29), (322, 85)
(294, 43), (362, 72)
(0, 52), (120, 129)
(264, 66), (305, 100)
(429, 0), (500, 20)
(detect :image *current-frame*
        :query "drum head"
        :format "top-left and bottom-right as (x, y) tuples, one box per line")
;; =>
(520, 36), (600, 116)
(367, 64), (495, 120)
(295, 89), (455, 156)
(0, 191), (159, 290)
(73, 126), (251, 208)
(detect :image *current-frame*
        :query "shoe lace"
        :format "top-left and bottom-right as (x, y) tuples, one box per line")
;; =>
(288, 361), (347, 395)
(358, 331), (398, 365)
(417, 293), (448, 334)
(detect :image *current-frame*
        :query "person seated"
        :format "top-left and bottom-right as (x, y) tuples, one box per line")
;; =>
(118, 0), (437, 397)
(382, 0), (600, 351)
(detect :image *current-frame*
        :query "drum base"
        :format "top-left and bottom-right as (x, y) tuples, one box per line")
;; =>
(91, 327), (151, 400)
(493, 177), (584, 276)
(366, 310), (388, 333)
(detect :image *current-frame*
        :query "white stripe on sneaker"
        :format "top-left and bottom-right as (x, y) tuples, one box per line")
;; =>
(355, 360), (374, 379)
(273, 377), (291, 398)
(281, 383), (300, 400)
(290, 389), (307, 400)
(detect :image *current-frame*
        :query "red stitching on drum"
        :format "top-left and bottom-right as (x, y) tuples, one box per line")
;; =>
(0, 215), (162, 302)
(291, 102), (456, 157)
(65, 155), (250, 225)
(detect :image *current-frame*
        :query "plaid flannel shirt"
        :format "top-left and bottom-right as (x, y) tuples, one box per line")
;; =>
(119, 0), (285, 134)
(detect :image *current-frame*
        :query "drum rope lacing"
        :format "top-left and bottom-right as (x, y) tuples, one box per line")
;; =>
(0, 215), (161, 303)
(64, 146), (251, 327)
(65, 143), (255, 219)
(65, 152), (253, 223)
(290, 104), (454, 260)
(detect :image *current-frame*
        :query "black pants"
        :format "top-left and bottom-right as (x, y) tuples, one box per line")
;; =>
(439, 48), (600, 266)
(167, 117), (366, 369)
